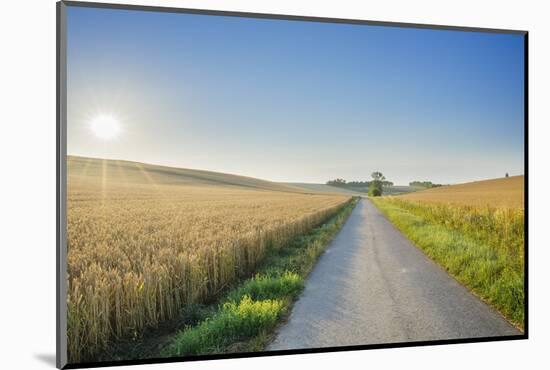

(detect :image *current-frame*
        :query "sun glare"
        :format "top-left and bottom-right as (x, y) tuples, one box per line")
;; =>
(90, 115), (121, 140)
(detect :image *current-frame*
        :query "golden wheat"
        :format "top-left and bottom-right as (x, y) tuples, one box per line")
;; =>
(377, 198), (524, 260)
(66, 157), (350, 362)
(397, 175), (524, 208)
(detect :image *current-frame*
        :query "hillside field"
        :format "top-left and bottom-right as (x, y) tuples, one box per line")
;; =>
(66, 156), (351, 362)
(396, 175), (524, 208)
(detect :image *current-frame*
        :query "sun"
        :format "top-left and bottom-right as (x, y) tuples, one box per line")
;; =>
(89, 115), (121, 140)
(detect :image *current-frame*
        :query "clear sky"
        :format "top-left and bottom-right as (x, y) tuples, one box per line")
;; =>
(66, 6), (525, 185)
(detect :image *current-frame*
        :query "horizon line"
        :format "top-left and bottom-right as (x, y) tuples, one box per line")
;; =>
(67, 153), (524, 187)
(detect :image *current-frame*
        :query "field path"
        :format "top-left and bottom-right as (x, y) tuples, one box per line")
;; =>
(267, 199), (520, 350)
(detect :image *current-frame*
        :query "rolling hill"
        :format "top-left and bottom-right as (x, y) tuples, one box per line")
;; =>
(68, 156), (308, 193)
(396, 175), (524, 208)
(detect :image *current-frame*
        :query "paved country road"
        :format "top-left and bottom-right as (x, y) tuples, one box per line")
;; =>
(267, 199), (521, 351)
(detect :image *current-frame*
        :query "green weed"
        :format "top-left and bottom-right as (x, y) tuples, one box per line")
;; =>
(372, 198), (524, 328)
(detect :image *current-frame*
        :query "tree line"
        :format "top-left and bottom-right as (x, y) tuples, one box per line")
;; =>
(326, 178), (394, 188)
(326, 172), (392, 196)
(409, 181), (443, 188)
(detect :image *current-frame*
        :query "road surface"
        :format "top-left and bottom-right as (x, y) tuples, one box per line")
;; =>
(267, 199), (521, 350)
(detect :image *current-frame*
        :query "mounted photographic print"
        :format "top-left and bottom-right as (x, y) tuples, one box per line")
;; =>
(56, 1), (528, 368)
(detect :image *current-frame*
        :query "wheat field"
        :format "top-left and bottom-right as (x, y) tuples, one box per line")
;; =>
(397, 175), (524, 208)
(67, 156), (350, 362)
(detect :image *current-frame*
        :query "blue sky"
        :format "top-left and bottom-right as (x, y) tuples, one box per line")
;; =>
(66, 6), (525, 185)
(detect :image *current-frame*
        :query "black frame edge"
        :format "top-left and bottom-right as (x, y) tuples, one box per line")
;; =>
(65, 334), (527, 369)
(523, 32), (529, 339)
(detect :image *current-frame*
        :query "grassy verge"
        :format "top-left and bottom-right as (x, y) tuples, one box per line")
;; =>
(371, 197), (524, 329)
(162, 197), (359, 357)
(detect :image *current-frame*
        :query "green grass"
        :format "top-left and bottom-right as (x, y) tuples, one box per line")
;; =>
(162, 197), (359, 357)
(371, 198), (524, 329)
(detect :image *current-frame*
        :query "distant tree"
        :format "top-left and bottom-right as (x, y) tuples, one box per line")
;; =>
(505, 173), (509, 178)
(368, 172), (385, 197)
(368, 186), (382, 196)
(371, 172), (386, 182)
(347, 181), (371, 187)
